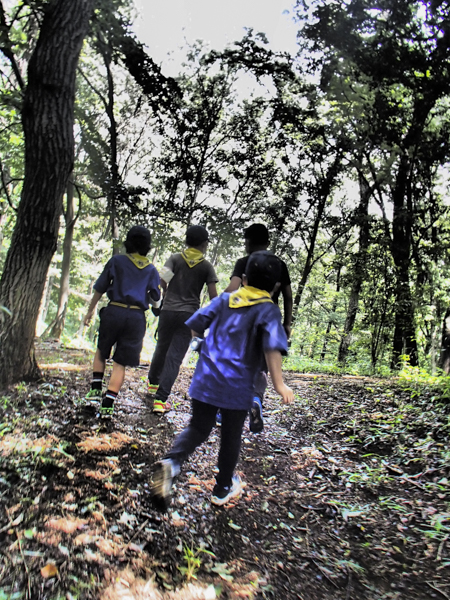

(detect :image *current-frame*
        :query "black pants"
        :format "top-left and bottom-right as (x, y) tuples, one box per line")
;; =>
(148, 310), (192, 401)
(166, 399), (248, 488)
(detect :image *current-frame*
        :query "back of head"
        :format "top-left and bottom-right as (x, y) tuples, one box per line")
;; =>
(245, 251), (282, 293)
(244, 223), (269, 248)
(124, 225), (151, 256)
(186, 225), (209, 247)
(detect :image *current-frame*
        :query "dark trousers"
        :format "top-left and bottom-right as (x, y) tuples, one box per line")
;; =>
(166, 399), (248, 488)
(148, 310), (192, 401)
(254, 370), (268, 404)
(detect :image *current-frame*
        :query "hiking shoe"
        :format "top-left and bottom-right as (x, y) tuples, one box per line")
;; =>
(81, 389), (102, 405)
(99, 396), (114, 418)
(153, 399), (171, 414)
(147, 382), (158, 396)
(99, 406), (114, 418)
(151, 459), (175, 511)
(216, 410), (222, 427)
(211, 475), (242, 506)
(249, 397), (264, 433)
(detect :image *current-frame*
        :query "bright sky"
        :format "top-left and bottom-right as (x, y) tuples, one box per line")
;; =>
(132, 0), (299, 75)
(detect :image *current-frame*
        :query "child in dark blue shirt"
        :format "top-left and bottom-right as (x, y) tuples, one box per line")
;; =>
(83, 226), (161, 416)
(151, 251), (293, 510)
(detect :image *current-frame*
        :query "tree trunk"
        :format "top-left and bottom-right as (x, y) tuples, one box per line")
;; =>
(390, 155), (418, 368)
(338, 174), (371, 364)
(320, 263), (342, 362)
(47, 180), (77, 340)
(292, 152), (343, 324)
(0, 0), (94, 386)
(98, 43), (121, 256)
(36, 274), (54, 336)
(439, 307), (450, 375)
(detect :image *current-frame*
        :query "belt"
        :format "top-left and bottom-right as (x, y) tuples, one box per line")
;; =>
(109, 301), (143, 310)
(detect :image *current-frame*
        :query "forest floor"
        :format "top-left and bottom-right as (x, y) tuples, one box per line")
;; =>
(1, 342), (450, 600)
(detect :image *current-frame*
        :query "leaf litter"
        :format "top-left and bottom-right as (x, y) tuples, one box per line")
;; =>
(0, 344), (449, 599)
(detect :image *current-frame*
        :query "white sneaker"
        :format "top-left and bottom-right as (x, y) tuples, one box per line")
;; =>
(211, 475), (242, 506)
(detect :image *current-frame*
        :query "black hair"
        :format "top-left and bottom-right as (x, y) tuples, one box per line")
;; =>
(124, 226), (151, 256)
(244, 223), (269, 246)
(186, 225), (209, 247)
(245, 251), (282, 293)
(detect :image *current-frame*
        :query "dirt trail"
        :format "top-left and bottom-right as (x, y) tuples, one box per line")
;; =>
(0, 345), (449, 599)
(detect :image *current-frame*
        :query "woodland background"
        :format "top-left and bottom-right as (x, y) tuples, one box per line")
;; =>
(1, 0), (450, 384)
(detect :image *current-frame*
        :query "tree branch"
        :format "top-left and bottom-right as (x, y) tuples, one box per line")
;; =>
(0, 0), (24, 90)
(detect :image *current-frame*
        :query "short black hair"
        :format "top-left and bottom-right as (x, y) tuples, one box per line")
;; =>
(186, 225), (209, 247)
(244, 223), (269, 246)
(245, 251), (282, 293)
(124, 225), (151, 255)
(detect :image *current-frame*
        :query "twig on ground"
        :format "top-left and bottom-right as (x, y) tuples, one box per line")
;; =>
(16, 532), (31, 599)
(437, 535), (449, 562)
(426, 581), (450, 600)
(346, 571), (353, 600)
(123, 518), (150, 550)
(311, 559), (339, 589)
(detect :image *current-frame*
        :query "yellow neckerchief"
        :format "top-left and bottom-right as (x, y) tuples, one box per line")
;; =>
(127, 253), (150, 269)
(229, 285), (273, 308)
(181, 248), (204, 268)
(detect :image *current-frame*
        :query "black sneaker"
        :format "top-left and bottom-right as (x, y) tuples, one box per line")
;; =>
(151, 459), (175, 511)
(211, 475), (242, 506)
(249, 397), (264, 433)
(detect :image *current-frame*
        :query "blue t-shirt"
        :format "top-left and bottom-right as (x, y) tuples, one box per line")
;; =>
(94, 254), (161, 311)
(186, 293), (288, 410)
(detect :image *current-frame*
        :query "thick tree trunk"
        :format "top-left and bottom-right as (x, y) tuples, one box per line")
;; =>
(0, 0), (94, 386)
(338, 175), (371, 364)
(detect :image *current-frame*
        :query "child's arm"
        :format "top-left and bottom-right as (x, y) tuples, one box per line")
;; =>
(264, 349), (294, 405)
(207, 282), (218, 300)
(84, 290), (103, 325)
(224, 275), (241, 293)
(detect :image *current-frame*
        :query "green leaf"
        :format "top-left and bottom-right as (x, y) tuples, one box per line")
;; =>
(23, 529), (35, 539)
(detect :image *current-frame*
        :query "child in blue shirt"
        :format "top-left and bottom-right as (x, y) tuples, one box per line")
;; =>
(150, 251), (294, 510)
(224, 223), (293, 433)
(83, 226), (161, 416)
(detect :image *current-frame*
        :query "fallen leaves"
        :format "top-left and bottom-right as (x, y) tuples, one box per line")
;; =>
(41, 563), (58, 578)
(76, 432), (134, 452)
(46, 516), (88, 534)
(0, 433), (59, 457)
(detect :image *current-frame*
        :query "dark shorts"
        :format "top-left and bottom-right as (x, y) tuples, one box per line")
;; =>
(97, 304), (146, 367)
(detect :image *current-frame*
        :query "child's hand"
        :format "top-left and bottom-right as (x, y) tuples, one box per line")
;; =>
(265, 350), (294, 405)
(277, 384), (294, 405)
(84, 311), (93, 326)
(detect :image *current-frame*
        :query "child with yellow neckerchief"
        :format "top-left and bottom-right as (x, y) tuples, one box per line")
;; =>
(147, 225), (218, 413)
(150, 251), (294, 511)
(83, 226), (161, 416)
